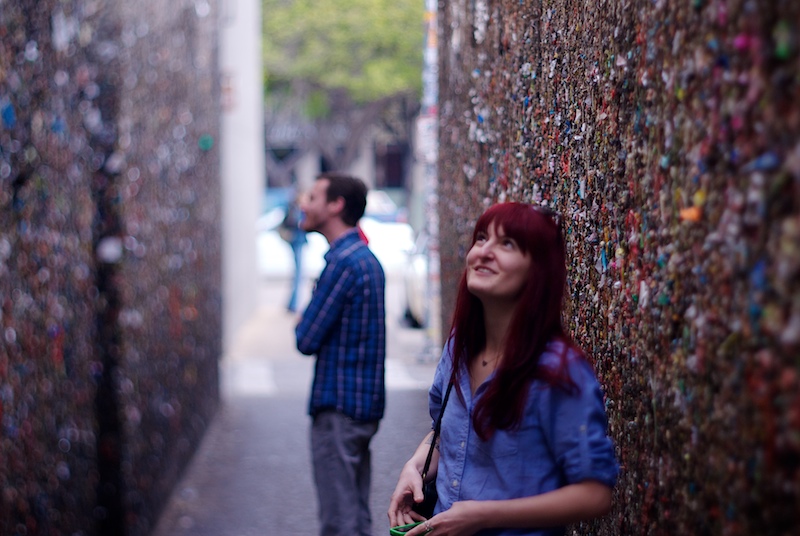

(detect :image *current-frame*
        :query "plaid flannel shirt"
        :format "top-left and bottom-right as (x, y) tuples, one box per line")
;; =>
(296, 228), (386, 422)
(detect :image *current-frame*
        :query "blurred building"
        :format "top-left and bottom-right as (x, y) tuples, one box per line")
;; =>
(263, 94), (418, 220)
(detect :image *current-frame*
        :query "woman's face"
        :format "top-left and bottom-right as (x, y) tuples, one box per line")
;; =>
(466, 221), (531, 304)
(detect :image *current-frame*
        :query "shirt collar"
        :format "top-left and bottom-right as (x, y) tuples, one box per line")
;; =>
(325, 228), (361, 261)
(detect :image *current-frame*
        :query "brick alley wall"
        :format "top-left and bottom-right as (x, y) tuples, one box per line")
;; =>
(436, 0), (799, 534)
(1, 1), (221, 535)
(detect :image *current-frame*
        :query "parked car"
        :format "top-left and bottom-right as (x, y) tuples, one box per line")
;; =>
(257, 205), (414, 279)
(365, 190), (408, 223)
(403, 231), (429, 328)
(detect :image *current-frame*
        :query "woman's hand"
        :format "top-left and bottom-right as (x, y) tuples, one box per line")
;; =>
(388, 461), (428, 528)
(397, 481), (614, 535)
(396, 501), (485, 536)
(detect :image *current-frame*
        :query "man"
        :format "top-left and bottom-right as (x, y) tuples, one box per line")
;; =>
(295, 172), (386, 536)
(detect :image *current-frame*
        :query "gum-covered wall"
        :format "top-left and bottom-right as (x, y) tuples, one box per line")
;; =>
(1, 1), (221, 535)
(437, 0), (799, 534)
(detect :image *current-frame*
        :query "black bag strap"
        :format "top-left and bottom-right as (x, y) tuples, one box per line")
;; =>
(421, 380), (454, 481)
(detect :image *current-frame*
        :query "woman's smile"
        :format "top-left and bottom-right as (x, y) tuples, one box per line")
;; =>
(473, 265), (497, 275)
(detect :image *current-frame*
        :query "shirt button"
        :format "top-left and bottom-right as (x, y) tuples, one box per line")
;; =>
(452, 480), (459, 487)
(460, 441), (465, 448)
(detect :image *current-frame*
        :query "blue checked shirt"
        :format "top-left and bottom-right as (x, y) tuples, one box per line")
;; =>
(429, 339), (619, 535)
(296, 228), (386, 422)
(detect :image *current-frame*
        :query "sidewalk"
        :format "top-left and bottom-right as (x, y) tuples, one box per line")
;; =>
(151, 275), (440, 536)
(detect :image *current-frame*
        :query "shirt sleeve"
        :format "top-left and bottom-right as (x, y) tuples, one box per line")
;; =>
(427, 338), (454, 429)
(295, 259), (354, 355)
(537, 356), (619, 488)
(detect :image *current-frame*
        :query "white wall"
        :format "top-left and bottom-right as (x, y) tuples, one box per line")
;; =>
(220, 0), (264, 351)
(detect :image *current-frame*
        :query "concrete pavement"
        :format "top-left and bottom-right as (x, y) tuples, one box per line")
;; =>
(151, 274), (441, 536)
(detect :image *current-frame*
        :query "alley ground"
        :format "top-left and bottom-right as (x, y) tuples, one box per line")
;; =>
(151, 274), (440, 536)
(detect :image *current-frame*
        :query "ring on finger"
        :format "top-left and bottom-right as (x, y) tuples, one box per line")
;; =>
(424, 521), (434, 532)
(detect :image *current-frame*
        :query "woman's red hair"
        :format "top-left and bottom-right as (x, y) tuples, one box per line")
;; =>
(449, 202), (581, 439)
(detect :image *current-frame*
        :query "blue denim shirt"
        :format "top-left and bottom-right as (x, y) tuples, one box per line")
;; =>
(429, 339), (619, 536)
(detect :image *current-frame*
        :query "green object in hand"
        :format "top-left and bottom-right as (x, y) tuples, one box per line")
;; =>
(389, 521), (424, 535)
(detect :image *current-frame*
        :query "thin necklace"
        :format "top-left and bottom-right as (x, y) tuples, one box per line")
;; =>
(481, 352), (500, 367)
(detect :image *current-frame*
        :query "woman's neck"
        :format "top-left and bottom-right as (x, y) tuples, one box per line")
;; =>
(481, 300), (515, 356)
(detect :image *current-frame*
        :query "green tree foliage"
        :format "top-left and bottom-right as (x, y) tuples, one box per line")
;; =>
(262, 0), (424, 114)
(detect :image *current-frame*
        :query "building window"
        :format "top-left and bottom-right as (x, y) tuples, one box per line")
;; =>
(375, 142), (408, 189)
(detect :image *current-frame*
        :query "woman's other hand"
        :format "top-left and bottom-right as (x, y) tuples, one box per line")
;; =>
(388, 461), (428, 528)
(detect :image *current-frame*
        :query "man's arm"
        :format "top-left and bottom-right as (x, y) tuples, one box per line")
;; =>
(295, 261), (353, 355)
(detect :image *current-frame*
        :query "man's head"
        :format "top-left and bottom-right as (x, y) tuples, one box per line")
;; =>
(300, 173), (368, 240)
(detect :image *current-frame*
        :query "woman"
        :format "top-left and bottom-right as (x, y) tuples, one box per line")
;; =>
(388, 203), (619, 536)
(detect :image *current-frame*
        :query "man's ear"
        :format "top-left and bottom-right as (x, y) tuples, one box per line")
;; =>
(329, 196), (346, 217)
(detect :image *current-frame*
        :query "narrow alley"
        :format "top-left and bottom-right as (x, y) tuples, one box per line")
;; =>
(150, 274), (439, 536)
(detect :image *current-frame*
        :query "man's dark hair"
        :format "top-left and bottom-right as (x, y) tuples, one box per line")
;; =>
(318, 172), (368, 227)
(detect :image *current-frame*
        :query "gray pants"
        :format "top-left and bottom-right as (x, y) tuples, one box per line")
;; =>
(311, 411), (380, 536)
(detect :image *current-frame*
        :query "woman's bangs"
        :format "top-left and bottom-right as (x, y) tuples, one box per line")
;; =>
(474, 203), (534, 255)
